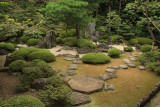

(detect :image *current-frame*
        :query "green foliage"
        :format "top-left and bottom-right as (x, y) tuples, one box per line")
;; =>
(108, 48), (121, 58)
(97, 39), (107, 43)
(38, 84), (72, 106)
(46, 76), (63, 87)
(19, 36), (31, 43)
(64, 37), (77, 47)
(9, 60), (26, 72)
(62, 38), (66, 44)
(140, 45), (152, 52)
(136, 37), (152, 45)
(28, 49), (56, 62)
(0, 42), (15, 51)
(82, 53), (111, 64)
(0, 96), (45, 107)
(124, 46), (133, 52)
(77, 39), (96, 49)
(129, 39), (139, 45)
(56, 37), (62, 44)
(89, 44), (97, 49)
(112, 35), (123, 43)
(27, 38), (41, 46)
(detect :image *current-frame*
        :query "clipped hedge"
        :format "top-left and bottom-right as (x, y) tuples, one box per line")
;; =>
(129, 39), (139, 45)
(9, 60), (26, 72)
(19, 36), (30, 43)
(124, 46), (133, 52)
(136, 37), (152, 45)
(140, 45), (152, 52)
(27, 38), (41, 46)
(28, 49), (56, 62)
(0, 42), (15, 51)
(112, 35), (123, 42)
(108, 48), (121, 58)
(82, 53), (111, 64)
(0, 96), (45, 107)
(64, 37), (77, 47)
(56, 37), (62, 44)
(77, 39), (96, 49)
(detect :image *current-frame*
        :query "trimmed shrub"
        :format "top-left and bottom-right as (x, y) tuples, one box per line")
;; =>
(124, 46), (133, 52)
(9, 60), (26, 72)
(77, 39), (96, 49)
(46, 75), (63, 87)
(82, 53), (111, 64)
(140, 45), (152, 52)
(0, 96), (45, 107)
(64, 37), (77, 47)
(112, 35), (123, 42)
(129, 39), (139, 45)
(89, 44), (97, 49)
(62, 38), (66, 44)
(19, 36), (30, 43)
(136, 37), (152, 45)
(98, 39), (107, 43)
(27, 38), (41, 46)
(108, 48), (121, 58)
(0, 42), (15, 51)
(28, 49), (56, 62)
(56, 37), (62, 44)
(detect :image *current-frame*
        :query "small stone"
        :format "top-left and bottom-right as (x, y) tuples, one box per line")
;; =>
(119, 65), (128, 69)
(106, 69), (116, 73)
(108, 72), (117, 78)
(123, 59), (131, 64)
(17, 44), (28, 48)
(104, 84), (114, 91)
(128, 63), (136, 68)
(60, 70), (68, 77)
(68, 64), (79, 70)
(138, 66), (146, 70)
(68, 70), (77, 76)
(56, 49), (61, 52)
(15, 48), (19, 50)
(62, 76), (71, 82)
(136, 86), (139, 89)
(99, 73), (111, 81)
(65, 57), (75, 61)
(31, 78), (47, 90)
(130, 57), (136, 61)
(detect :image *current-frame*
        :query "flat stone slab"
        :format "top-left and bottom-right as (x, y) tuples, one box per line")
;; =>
(119, 65), (128, 69)
(130, 57), (136, 61)
(106, 68), (117, 73)
(68, 64), (79, 70)
(123, 59), (131, 64)
(72, 60), (83, 64)
(70, 92), (91, 106)
(128, 63), (136, 68)
(68, 75), (104, 93)
(65, 57), (75, 61)
(104, 84), (114, 91)
(99, 73), (111, 81)
(138, 66), (146, 70)
(68, 70), (77, 76)
(107, 66), (119, 69)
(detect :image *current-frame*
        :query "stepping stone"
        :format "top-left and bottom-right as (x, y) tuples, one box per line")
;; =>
(128, 63), (136, 68)
(68, 75), (104, 93)
(119, 65), (128, 69)
(60, 70), (68, 77)
(107, 66), (119, 69)
(130, 57), (136, 61)
(68, 70), (77, 76)
(104, 84), (114, 91)
(65, 57), (75, 61)
(68, 64), (79, 70)
(123, 59), (131, 64)
(17, 44), (28, 48)
(99, 73), (111, 81)
(62, 76), (71, 82)
(52, 68), (61, 73)
(131, 53), (138, 57)
(106, 68), (116, 73)
(70, 92), (91, 106)
(108, 72), (117, 78)
(72, 60), (83, 64)
(138, 66), (146, 70)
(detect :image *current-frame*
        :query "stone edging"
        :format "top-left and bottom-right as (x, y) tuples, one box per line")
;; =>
(135, 82), (160, 107)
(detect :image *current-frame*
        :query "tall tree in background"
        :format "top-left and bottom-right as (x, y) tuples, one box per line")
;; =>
(45, 0), (92, 39)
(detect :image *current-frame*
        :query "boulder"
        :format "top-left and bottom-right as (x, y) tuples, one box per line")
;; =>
(119, 65), (128, 69)
(17, 44), (28, 48)
(128, 63), (136, 68)
(97, 43), (109, 52)
(68, 75), (104, 93)
(138, 66), (146, 70)
(104, 84), (114, 91)
(68, 64), (79, 70)
(44, 30), (56, 49)
(77, 47), (94, 54)
(70, 92), (91, 106)
(31, 78), (47, 90)
(34, 41), (46, 48)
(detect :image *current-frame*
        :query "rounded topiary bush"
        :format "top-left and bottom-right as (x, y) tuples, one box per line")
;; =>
(27, 38), (41, 46)
(64, 37), (77, 47)
(140, 45), (152, 52)
(124, 46), (133, 52)
(112, 35), (123, 42)
(82, 53), (111, 64)
(28, 49), (56, 62)
(9, 60), (26, 72)
(108, 48), (121, 58)
(129, 39), (139, 45)
(56, 37), (62, 44)
(0, 42), (15, 51)
(19, 36), (30, 43)
(0, 96), (45, 107)
(136, 37), (152, 45)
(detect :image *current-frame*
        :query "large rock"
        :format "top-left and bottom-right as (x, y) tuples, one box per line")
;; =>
(77, 47), (94, 54)
(44, 30), (56, 49)
(17, 44), (28, 48)
(0, 55), (6, 67)
(68, 75), (104, 93)
(68, 64), (79, 70)
(97, 43), (109, 52)
(31, 78), (47, 90)
(34, 41), (46, 48)
(70, 92), (91, 106)
(0, 49), (10, 55)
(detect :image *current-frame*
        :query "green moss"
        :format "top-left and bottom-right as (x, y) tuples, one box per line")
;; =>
(9, 60), (26, 72)
(82, 53), (111, 64)
(108, 48), (121, 58)
(27, 38), (41, 46)
(0, 42), (15, 51)
(0, 96), (45, 107)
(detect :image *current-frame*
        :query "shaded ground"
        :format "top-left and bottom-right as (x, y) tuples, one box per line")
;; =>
(0, 55), (6, 67)
(145, 92), (160, 107)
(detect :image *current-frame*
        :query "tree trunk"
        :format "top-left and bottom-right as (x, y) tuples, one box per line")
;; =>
(119, 0), (122, 15)
(108, 6), (112, 45)
(76, 25), (80, 39)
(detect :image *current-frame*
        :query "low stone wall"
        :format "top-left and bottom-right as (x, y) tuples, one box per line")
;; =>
(135, 82), (160, 107)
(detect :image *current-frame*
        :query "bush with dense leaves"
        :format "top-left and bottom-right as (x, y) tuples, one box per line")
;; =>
(56, 37), (62, 44)
(82, 53), (111, 64)
(129, 39), (139, 45)
(0, 42), (15, 51)
(77, 39), (96, 49)
(9, 60), (26, 72)
(64, 37), (77, 47)
(112, 35), (123, 43)
(0, 96), (45, 107)
(124, 46), (133, 52)
(19, 36), (30, 43)
(108, 48), (121, 58)
(136, 37), (152, 45)
(46, 75), (63, 87)
(28, 49), (56, 62)
(27, 38), (41, 46)
(140, 45), (152, 52)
